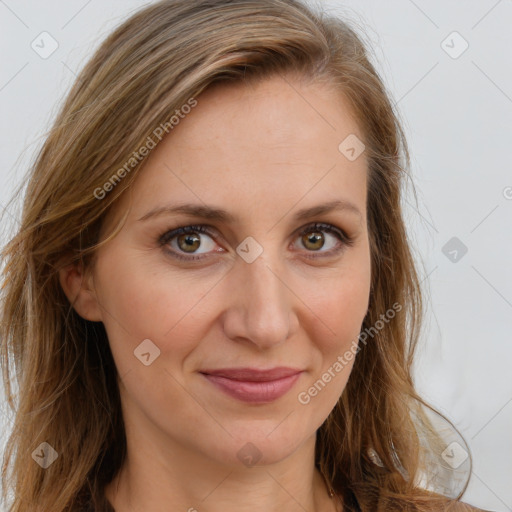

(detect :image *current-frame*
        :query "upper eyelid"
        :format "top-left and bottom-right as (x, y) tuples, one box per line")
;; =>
(162, 221), (345, 237)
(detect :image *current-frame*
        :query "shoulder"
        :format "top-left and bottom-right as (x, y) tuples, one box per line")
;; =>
(412, 487), (494, 512)
(445, 501), (495, 512)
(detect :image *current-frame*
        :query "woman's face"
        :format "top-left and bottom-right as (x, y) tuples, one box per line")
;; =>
(84, 74), (371, 468)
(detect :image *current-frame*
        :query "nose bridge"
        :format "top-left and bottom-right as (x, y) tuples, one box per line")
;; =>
(223, 246), (293, 348)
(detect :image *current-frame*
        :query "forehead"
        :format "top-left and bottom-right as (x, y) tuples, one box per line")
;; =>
(182, 73), (363, 150)
(117, 74), (368, 225)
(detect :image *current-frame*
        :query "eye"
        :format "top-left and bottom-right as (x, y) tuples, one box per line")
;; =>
(159, 225), (221, 261)
(158, 222), (354, 262)
(292, 222), (354, 258)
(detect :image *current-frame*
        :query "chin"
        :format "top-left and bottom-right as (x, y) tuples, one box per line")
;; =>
(205, 424), (312, 469)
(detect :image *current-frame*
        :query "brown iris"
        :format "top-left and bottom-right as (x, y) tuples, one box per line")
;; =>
(177, 233), (201, 253)
(302, 230), (325, 251)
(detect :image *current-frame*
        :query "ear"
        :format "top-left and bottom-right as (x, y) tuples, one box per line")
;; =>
(58, 258), (103, 322)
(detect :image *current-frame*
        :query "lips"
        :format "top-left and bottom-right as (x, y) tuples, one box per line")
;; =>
(199, 367), (303, 403)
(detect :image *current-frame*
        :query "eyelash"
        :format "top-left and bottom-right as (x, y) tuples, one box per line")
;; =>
(158, 222), (355, 262)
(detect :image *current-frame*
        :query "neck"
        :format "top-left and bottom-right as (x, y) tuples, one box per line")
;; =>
(104, 433), (341, 512)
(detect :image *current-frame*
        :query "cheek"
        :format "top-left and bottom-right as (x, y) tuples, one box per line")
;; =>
(296, 275), (368, 416)
(311, 280), (366, 382)
(93, 247), (219, 366)
(307, 259), (371, 351)
(297, 253), (370, 407)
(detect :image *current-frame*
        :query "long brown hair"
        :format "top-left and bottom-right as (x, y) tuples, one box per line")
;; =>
(1, 1), (471, 510)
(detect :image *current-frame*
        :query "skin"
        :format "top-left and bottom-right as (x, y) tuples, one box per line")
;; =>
(60, 73), (372, 512)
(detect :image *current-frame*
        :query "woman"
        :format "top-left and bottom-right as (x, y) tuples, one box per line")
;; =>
(0, 0), (491, 510)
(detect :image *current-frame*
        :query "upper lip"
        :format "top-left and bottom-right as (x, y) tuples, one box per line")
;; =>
(199, 367), (303, 382)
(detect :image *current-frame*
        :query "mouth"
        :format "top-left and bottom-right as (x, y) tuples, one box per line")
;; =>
(199, 367), (303, 403)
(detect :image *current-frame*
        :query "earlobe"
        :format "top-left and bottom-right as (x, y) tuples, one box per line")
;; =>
(58, 260), (103, 322)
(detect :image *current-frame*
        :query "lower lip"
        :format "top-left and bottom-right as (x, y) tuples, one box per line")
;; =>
(201, 372), (302, 403)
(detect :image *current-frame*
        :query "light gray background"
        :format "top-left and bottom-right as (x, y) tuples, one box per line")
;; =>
(0, 1), (511, 510)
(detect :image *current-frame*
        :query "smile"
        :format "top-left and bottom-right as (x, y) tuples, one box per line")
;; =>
(199, 367), (303, 403)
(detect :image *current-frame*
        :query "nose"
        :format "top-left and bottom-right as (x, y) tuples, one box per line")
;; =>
(221, 249), (297, 350)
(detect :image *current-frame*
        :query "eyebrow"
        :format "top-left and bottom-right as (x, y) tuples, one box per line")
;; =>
(137, 199), (362, 223)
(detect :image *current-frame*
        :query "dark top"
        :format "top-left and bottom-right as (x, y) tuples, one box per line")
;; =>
(81, 496), (492, 511)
